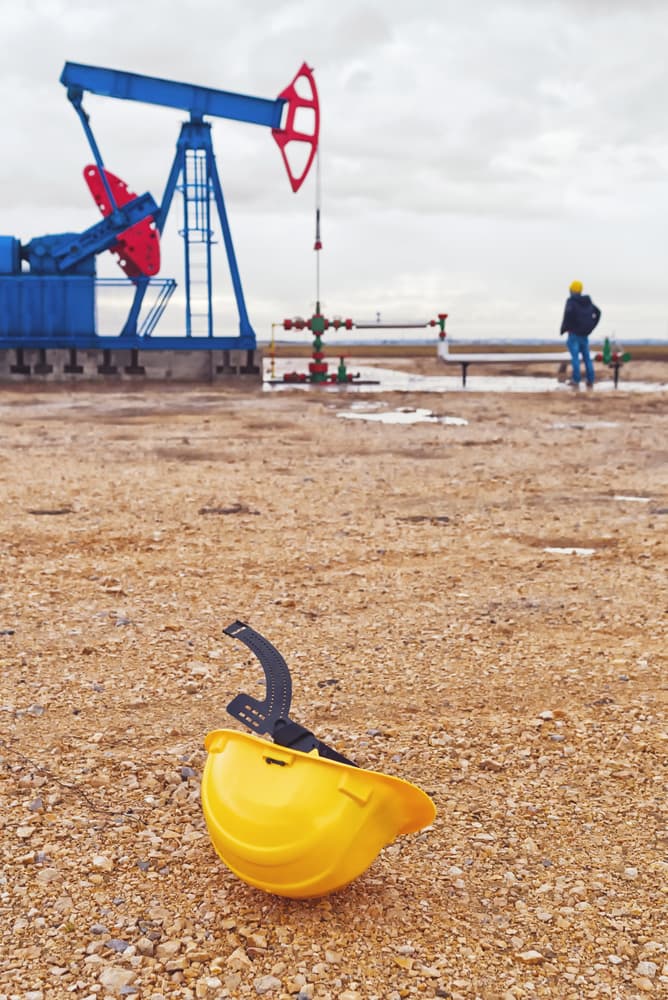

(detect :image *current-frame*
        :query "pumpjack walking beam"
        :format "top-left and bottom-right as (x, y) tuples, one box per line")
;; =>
(60, 62), (319, 349)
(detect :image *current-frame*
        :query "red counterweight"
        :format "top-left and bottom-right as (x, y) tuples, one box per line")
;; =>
(83, 165), (160, 278)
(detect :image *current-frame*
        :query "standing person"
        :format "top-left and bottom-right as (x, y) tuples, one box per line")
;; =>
(560, 280), (601, 389)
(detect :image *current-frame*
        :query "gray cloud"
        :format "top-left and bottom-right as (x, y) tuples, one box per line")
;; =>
(1, 0), (666, 341)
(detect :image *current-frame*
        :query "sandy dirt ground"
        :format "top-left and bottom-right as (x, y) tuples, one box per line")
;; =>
(0, 368), (666, 1000)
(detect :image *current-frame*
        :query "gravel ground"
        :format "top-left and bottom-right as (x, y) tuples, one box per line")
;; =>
(0, 372), (666, 1000)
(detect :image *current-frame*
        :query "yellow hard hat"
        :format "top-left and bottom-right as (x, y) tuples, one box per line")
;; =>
(202, 728), (436, 899)
(570, 280), (583, 293)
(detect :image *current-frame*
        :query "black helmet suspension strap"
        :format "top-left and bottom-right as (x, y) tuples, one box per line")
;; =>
(224, 620), (357, 767)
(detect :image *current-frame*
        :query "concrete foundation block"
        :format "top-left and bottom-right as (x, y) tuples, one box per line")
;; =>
(0, 348), (263, 384)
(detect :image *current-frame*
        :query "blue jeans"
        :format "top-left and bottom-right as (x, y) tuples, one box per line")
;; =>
(566, 332), (595, 385)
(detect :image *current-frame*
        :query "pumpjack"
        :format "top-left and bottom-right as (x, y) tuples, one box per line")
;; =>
(0, 61), (319, 361)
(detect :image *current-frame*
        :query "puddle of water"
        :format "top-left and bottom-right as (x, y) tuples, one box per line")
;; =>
(264, 359), (667, 394)
(543, 546), (596, 556)
(550, 421), (620, 430)
(338, 407), (468, 426)
(436, 415), (468, 426)
(346, 401), (385, 412)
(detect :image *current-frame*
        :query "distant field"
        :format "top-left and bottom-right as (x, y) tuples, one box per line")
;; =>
(265, 340), (668, 361)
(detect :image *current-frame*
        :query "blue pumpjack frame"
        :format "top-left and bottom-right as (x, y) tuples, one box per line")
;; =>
(0, 63), (288, 353)
(61, 62), (286, 351)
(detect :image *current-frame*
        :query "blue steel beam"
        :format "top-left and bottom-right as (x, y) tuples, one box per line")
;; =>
(56, 193), (159, 270)
(22, 193), (159, 274)
(60, 63), (285, 128)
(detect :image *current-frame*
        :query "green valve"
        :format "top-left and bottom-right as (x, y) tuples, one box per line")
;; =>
(602, 338), (611, 365)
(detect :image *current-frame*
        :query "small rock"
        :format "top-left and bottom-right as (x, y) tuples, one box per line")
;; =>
(636, 961), (658, 979)
(639, 942), (664, 958)
(479, 758), (504, 771)
(136, 936), (154, 956)
(105, 939), (130, 953)
(91, 855), (113, 872)
(155, 940), (182, 961)
(165, 958), (187, 972)
(226, 946), (252, 970)
(254, 975), (282, 994)
(517, 950), (544, 964)
(285, 975), (306, 992)
(98, 967), (136, 992)
(36, 868), (60, 883)
(243, 932), (267, 949)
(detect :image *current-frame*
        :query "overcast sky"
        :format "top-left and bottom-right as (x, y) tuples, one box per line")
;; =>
(1, 0), (667, 342)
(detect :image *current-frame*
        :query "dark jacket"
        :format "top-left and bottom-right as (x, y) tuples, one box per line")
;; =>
(560, 293), (601, 337)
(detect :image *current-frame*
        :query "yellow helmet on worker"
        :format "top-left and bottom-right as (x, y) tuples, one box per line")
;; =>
(201, 728), (436, 899)
(570, 280), (583, 293)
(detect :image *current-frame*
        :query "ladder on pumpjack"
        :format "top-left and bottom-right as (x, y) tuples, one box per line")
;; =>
(180, 149), (215, 338)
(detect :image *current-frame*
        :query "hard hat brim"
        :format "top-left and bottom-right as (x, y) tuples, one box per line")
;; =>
(201, 729), (436, 898)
